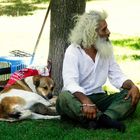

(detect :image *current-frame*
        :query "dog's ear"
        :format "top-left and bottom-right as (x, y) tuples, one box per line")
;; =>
(46, 77), (55, 89)
(33, 75), (41, 87)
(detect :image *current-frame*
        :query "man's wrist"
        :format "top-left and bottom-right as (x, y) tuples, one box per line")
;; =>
(81, 103), (96, 107)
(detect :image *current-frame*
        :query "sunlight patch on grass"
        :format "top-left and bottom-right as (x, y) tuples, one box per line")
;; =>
(119, 61), (140, 85)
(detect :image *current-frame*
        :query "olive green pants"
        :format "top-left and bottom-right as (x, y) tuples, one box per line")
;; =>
(56, 89), (136, 121)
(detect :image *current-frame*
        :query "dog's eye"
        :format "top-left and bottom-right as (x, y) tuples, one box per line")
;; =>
(44, 86), (48, 90)
(51, 87), (54, 91)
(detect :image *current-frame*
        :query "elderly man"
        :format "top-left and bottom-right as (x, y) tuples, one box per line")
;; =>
(56, 10), (140, 132)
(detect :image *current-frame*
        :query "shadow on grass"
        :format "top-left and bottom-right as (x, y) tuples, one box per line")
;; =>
(0, 2), (45, 16)
(115, 54), (140, 61)
(112, 38), (140, 50)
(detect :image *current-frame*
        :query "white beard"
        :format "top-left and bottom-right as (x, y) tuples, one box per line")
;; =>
(95, 37), (113, 59)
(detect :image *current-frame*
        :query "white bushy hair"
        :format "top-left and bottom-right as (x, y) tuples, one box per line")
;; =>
(68, 10), (108, 48)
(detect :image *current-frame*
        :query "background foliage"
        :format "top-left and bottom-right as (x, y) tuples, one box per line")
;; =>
(0, 0), (48, 16)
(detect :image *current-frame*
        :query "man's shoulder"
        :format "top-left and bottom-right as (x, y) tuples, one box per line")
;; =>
(66, 43), (81, 52)
(68, 43), (81, 48)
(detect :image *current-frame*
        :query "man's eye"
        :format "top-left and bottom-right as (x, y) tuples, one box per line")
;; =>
(102, 28), (106, 32)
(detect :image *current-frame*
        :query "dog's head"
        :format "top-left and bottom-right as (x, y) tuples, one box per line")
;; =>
(33, 75), (55, 100)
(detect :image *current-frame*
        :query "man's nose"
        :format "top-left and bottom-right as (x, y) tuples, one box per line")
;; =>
(106, 28), (110, 36)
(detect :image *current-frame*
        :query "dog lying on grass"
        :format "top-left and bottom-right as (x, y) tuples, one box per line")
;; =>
(0, 73), (60, 122)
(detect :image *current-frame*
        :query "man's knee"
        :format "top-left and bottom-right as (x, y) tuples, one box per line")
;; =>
(56, 91), (82, 119)
(105, 97), (136, 120)
(57, 91), (73, 103)
(56, 91), (72, 114)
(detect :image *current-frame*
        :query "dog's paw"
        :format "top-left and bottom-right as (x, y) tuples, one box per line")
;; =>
(8, 112), (21, 119)
(50, 101), (56, 106)
(19, 110), (32, 120)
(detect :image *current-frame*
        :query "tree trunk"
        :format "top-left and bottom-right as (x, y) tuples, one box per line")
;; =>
(49, 0), (86, 94)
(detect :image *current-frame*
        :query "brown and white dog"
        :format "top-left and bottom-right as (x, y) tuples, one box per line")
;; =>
(0, 75), (60, 122)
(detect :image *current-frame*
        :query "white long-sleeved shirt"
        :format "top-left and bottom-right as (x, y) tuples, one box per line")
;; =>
(62, 43), (127, 95)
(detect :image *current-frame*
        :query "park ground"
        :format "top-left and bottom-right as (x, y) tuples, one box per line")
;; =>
(0, 1), (140, 140)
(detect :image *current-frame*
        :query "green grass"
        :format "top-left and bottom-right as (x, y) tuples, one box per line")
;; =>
(0, 103), (140, 140)
(115, 54), (140, 61)
(112, 37), (140, 50)
(111, 37), (140, 63)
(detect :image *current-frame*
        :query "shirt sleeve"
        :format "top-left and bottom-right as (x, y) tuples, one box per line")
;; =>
(108, 54), (128, 89)
(62, 46), (86, 94)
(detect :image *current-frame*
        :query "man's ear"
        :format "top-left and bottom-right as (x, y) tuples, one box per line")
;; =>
(33, 75), (41, 87)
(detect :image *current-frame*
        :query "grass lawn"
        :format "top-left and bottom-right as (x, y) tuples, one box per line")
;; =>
(0, 103), (140, 140)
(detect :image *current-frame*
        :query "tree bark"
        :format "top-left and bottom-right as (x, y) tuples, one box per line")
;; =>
(49, 0), (86, 94)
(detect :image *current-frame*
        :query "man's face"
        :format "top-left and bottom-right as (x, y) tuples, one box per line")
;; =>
(94, 20), (113, 59)
(97, 20), (110, 40)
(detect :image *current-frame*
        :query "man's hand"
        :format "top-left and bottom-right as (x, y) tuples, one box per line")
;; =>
(73, 92), (99, 119)
(125, 85), (140, 106)
(82, 104), (99, 119)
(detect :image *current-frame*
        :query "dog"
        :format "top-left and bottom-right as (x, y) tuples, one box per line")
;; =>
(0, 74), (60, 122)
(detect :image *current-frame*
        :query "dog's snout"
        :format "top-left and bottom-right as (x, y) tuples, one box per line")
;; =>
(47, 93), (53, 99)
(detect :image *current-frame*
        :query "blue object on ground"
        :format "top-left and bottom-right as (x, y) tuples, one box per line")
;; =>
(0, 56), (30, 81)
(0, 56), (30, 73)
